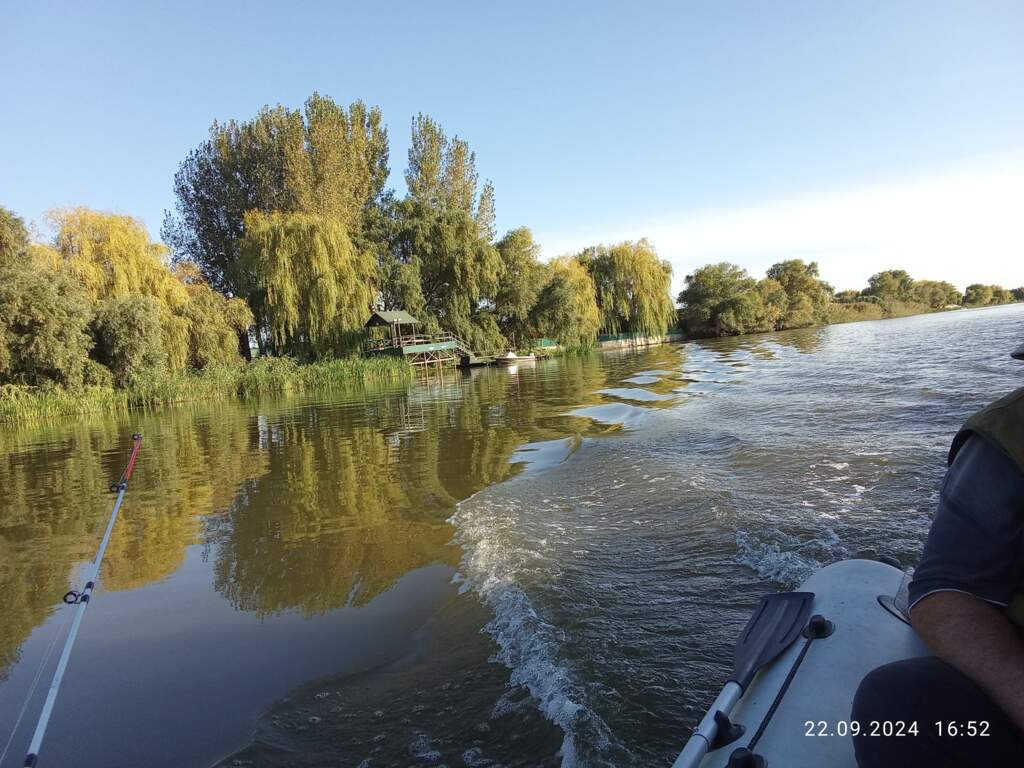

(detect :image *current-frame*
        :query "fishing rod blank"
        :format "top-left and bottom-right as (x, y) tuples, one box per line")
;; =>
(22, 433), (142, 768)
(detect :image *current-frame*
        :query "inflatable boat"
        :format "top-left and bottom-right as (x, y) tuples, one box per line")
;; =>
(673, 559), (929, 768)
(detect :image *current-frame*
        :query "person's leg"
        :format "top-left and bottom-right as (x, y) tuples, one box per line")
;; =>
(851, 656), (1024, 768)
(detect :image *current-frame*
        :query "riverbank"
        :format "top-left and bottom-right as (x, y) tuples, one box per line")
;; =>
(0, 356), (412, 423)
(2, 301), (1016, 425)
(825, 299), (949, 325)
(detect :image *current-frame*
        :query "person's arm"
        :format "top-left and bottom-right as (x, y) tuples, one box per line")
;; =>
(911, 591), (1024, 730)
(907, 433), (1024, 726)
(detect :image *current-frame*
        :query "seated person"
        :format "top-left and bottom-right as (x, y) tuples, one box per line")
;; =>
(852, 344), (1024, 768)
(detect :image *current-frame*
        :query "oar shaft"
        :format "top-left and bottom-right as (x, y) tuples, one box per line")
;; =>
(672, 681), (743, 768)
(22, 435), (141, 767)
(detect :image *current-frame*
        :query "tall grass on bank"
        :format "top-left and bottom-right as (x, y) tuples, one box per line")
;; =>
(0, 356), (412, 423)
(826, 300), (942, 325)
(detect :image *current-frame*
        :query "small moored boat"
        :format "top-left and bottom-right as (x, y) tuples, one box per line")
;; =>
(495, 351), (536, 366)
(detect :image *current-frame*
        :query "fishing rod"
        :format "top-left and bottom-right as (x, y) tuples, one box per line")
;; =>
(21, 433), (142, 768)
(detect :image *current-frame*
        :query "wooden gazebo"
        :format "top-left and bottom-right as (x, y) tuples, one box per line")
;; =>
(363, 310), (477, 368)
(365, 310), (421, 348)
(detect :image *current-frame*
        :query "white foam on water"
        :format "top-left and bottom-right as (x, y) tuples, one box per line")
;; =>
(735, 528), (847, 588)
(408, 733), (442, 761)
(812, 461), (850, 470)
(450, 493), (617, 768)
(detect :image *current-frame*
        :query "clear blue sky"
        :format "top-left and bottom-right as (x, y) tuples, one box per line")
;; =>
(3, 1), (1022, 292)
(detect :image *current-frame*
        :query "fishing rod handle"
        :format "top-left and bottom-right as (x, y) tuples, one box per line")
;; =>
(672, 681), (743, 768)
(109, 434), (142, 492)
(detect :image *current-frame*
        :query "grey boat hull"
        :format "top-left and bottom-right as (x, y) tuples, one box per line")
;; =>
(675, 559), (929, 768)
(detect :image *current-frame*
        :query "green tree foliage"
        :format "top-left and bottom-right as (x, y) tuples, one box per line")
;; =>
(162, 94), (388, 323)
(48, 208), (250, 373)
(677, 262), (831, 337)
(963, 283), (1015, 306)
(0, 206), (252, 391)
(241, 211), (375, 358)
(494, 227), (545, 347)
(175, 263), (254, 368)
(764, 260), (832, 328)
(910, 280), (961, 309)
(578, 239), (675, 337)
(49, 208), (187, 308)
(963, 283), (994, 306)
(864, 270), (914, 303)
(0, 262), (94, 386)
(834, 289), (861, 303)
(0, 207), (30, 268)
(756, 277), (789, 330)
(94, 295), (167, 386)
(678, 262), (764, 337)
(392, 114), (504, 351)
(529, 257), (602, 349)
(1012, 287), (1024, 302)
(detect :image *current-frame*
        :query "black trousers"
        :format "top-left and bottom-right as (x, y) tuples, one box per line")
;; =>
(851, 656), (1024, 767)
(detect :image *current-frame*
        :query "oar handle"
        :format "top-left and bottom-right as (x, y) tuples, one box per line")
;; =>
(672, 681), (743, 768)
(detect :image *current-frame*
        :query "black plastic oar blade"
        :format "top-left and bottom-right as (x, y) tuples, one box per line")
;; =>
(730, 591), (814, 690)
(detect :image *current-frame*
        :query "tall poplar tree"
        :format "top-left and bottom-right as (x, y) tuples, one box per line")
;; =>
(392, 114), (504, 351)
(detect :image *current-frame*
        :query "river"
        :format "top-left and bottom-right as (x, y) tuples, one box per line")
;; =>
(1, 304), (1022, 768)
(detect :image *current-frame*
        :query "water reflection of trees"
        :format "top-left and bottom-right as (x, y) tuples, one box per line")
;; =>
(0, 350), (661, 676)
(0, 408), (267, 678)
(694, 325), (825, 359)
(206, 357), (615, 618)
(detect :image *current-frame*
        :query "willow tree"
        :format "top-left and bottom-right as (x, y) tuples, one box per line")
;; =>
(94, 295), (167, 386)
(392, 114), (504, 351)
(964, 283), (1013, 306)
(162, 94), (389, 336)
(241, 211), (375, 358)
(495, 227), (545, 347)
(45, 208), (249, 377)
(175, 262), (254, 368)
(49, 208), (188, 308)
(578, 239), (675, 337)
(530, 257), (601, 349)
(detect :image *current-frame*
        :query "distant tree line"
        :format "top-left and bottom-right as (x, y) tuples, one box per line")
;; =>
(1, 94), (677, 392)
(2, 92), (1020, 390)
(678, 262), (1021, 338)
(160, 94), (676, 359)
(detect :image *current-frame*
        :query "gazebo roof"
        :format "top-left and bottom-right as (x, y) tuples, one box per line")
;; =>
(366, 310), (419, 328)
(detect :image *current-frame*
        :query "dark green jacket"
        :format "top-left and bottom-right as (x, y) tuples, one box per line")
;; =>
(948, 386), (1024, 626)
(949, 386), (1024, 475)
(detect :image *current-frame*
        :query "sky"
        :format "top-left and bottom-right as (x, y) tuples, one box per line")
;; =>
(2, 1), (1022, 294)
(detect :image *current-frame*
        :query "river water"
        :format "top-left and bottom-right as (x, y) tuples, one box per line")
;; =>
(0, 305), (1022, 768)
